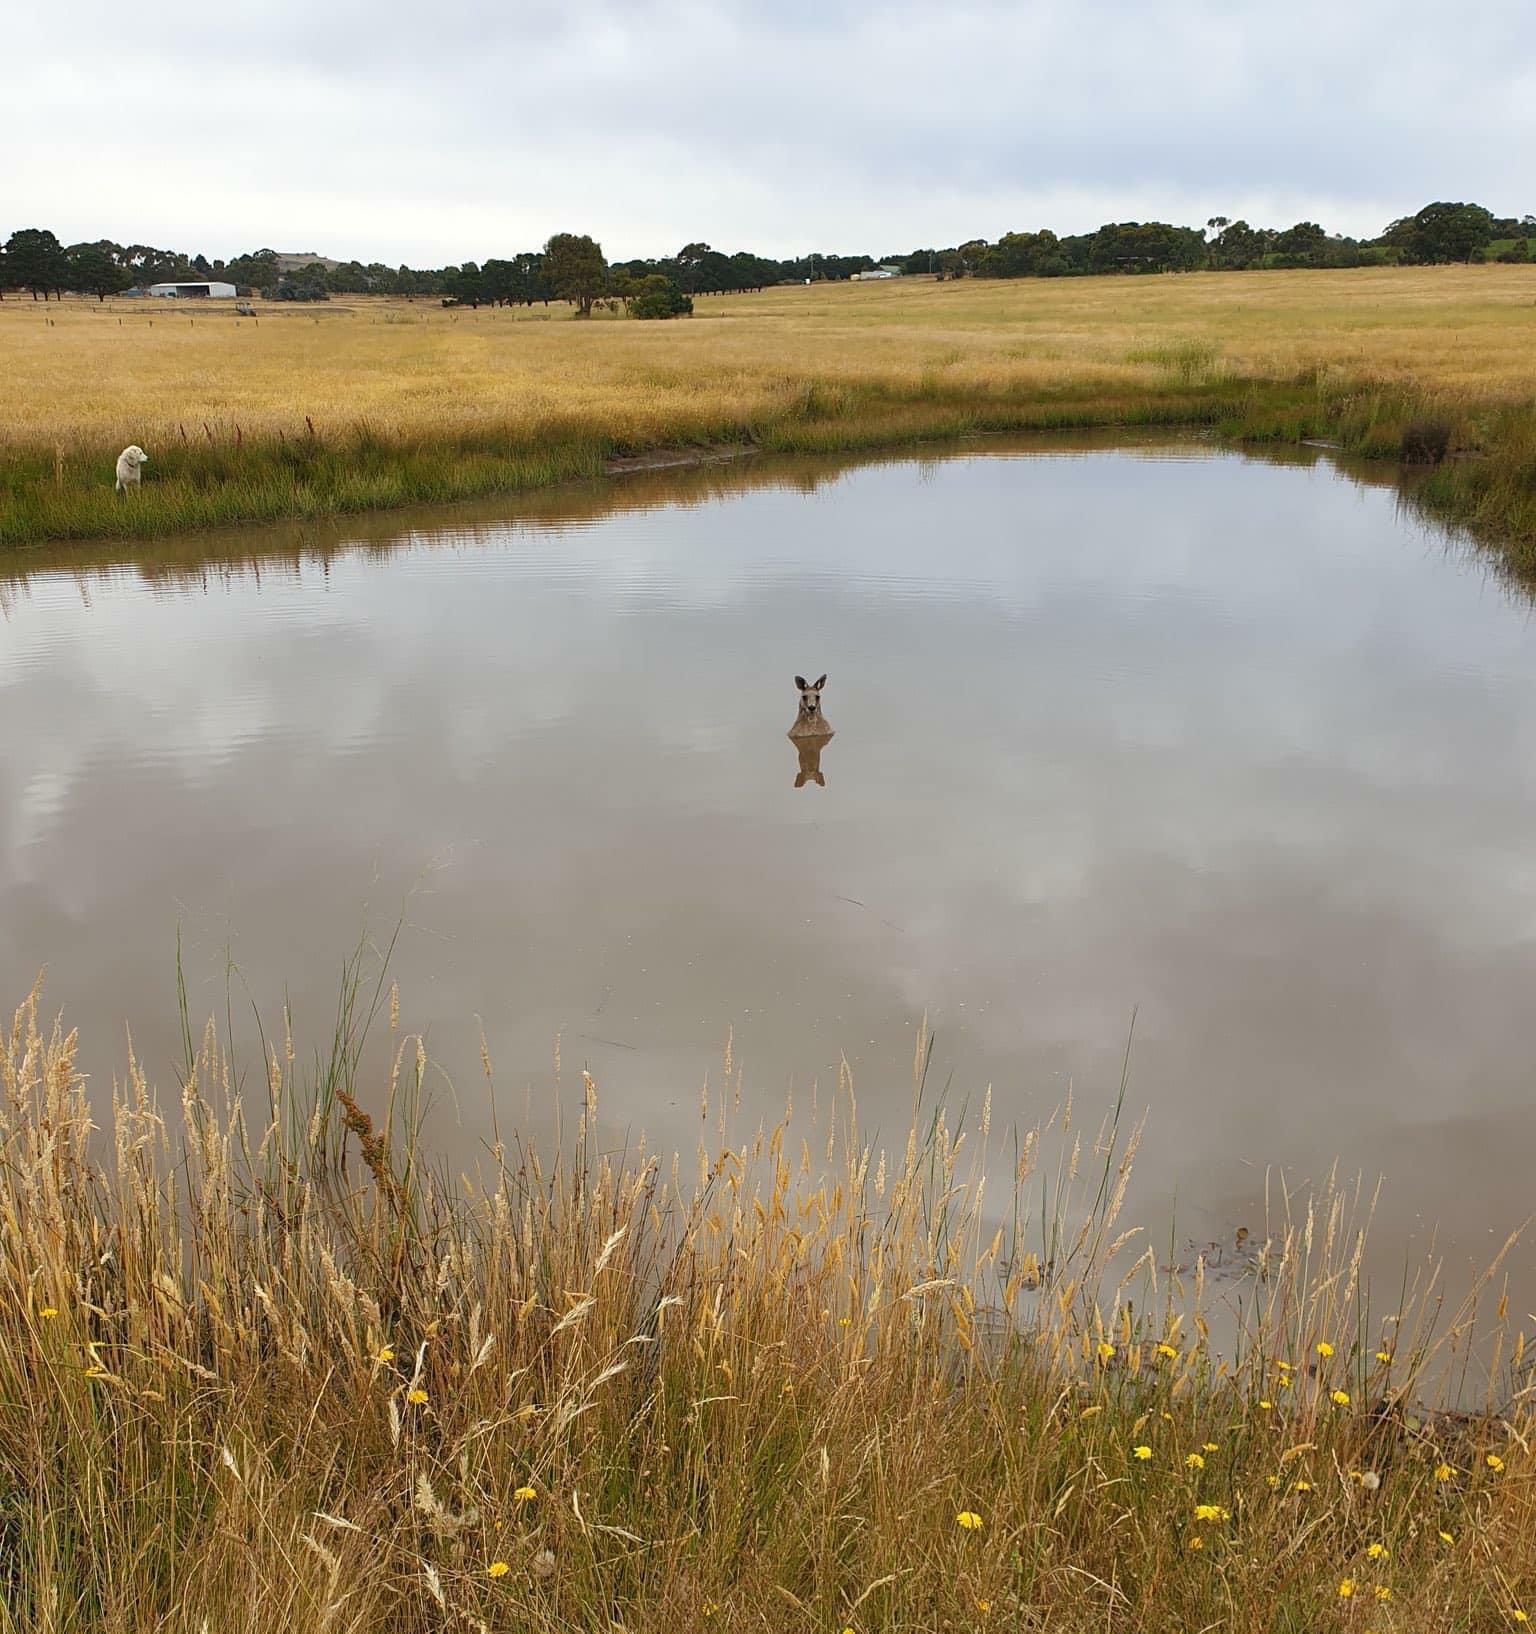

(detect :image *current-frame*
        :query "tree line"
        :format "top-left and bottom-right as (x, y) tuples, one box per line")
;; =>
(3, 202), (1531, 309)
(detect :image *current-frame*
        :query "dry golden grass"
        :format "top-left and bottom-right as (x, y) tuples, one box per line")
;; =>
(4, 266), (1535, 450)
(1, 966), (1531, 1634)
(4, 265), (1536, 550)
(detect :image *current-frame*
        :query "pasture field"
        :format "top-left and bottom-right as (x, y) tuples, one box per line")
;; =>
(1, 984), (1531, 1634)
(2, 265), (1535, 556)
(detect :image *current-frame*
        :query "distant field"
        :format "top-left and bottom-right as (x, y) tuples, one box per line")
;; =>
(3, 266), (1535, 548)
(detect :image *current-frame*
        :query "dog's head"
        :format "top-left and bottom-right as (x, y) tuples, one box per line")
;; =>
(794, 673), (827, 720)
(121, 445), (148, 468)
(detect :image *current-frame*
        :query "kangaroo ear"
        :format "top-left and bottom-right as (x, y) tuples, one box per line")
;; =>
(813, 675), (827, 691)
(794, 676), (808, 690)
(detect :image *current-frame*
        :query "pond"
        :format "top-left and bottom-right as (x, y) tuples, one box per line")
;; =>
(2, 435), (1532, 1303)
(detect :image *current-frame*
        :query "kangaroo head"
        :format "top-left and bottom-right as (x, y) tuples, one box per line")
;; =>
(794, 673), (827, 720)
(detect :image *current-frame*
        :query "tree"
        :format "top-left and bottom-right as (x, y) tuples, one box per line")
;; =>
(544, 233), (607, 316)
(67, 243), (131, 301)
(221, 249), (279, 293)
(1380, 202), (1495, 264)
(1272, 221), (1328, 265)
(626, 275), (693, 319)
(4, 228), (68, 299)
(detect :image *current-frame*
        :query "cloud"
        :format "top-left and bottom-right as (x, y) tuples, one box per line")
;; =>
(7, 0), (1533, 261)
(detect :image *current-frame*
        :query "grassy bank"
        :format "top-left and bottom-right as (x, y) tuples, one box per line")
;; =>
(1, 975), (1530, 1633)
(3, 267), (1535, 556)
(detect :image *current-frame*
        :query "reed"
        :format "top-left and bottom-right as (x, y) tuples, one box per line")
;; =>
(1, 966), (1529, 1633)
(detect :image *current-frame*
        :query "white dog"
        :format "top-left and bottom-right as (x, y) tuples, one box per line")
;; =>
(115, 445), (149, 492)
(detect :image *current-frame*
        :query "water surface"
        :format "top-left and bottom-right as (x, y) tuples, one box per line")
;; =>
(3, 437), (1532, 1298)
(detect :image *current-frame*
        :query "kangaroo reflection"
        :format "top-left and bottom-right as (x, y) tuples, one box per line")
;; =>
(788, 673), (834, 788)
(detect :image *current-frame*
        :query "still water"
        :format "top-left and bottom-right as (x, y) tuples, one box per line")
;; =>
(2, 437), (1533, 1295)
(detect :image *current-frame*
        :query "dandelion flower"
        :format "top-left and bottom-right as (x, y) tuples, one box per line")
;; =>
(1294, 1480), (1313, 1493)
(975, 1601), (991, 1614)
(1278, 1374), (1293, 1390)
(1097, 1341), (1115, 1362)
(1193, 1504), (1229, 1523)
(1435, 1463), (1455, 1483)
(1512, 1612), (1528, 1625)
(1360, 1471), (1381, 1491)
(1157, 1343), (1179, 1359)
(407, 1388), (428, 1405)
(375, 1346), (395, 1363)
(838, 1317), (851, 1327)
(1133, 1445), (1153, 1461)
(956, 1511), (984, 1531)
(1373, 1586), (1392, 1603)
(1185, 1453), (1206, 1470)
(487, 1562), (510, 1579)
(702, 1605), (718, 1617)
(514, 1485), (537, 1502)
(1486, 1453), (1506, 1473)
(1338, 1578), (1356, 1599)
(1258, 1399), (1273, 1411)
(1202, 1441), (1220, 1453)
(1375, 1350), (1392, 1364)
(1317, 1341), (1334, 1358)
(531, 1549), (556, 1580)
(1366, 1542), (1389, 1560)
(1438, 1530), (1455, 1544)
(1266, 1475), (1281, 1489)
(39, 1307), (59, 1320)
(1332, 1389), (1351, 1406)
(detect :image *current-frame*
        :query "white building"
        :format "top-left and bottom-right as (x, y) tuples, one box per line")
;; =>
(146, 280), (238, 299)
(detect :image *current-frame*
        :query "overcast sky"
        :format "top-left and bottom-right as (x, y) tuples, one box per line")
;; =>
(11, 0), (1534, 264)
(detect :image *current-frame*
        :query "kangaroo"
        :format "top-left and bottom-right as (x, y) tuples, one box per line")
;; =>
(788, 674), (832, 740)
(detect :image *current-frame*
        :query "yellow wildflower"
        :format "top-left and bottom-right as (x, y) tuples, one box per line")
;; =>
(1366, 1542), (1389, 1560)
(1133, 1445), (1153, 1461)
(1156, 1343), (1179, 1359)
(1097, 1341), (1115, 1363)
(1316, 1341), (1334, 1358)
(1438, 1530), (1454, 1544)
(407, 1388), (428, 1405)
(1375, 1350), (1392, 1364)
(487, 1561), (510, 1579)
(1435, 1463), (1455, 1482)
(1202, 1441), (1219, 1453)
(375, 1346), (395, 1363)
(1277, 1373), (1293, 1389)
(1486, 1453), (1506, 1473)
(1185, 1452), (1205, 1470)
(976, 1601), (991, 1614)
(39, 1307), (59, 1320)
(1258, 1399), (1273, 1410)
(838, 1317), (851, 1327)
(956, 1511), (983, 1531)
(702, 1605), (718, 1617)
(1512, 1612), (1528, 1625)
(1193, 1504), (1229, 1522)
(1331, 1389), (1351, 1406)
(1294, 1480), (1313, 1493)
(1266, 1475), (1281, 1489)
(514, 1485), (537, 1502)
(1338, 1578), (1356, 1598)
(1373, 1586), (1392, 1603)
(84, 1364), (106, 1378)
